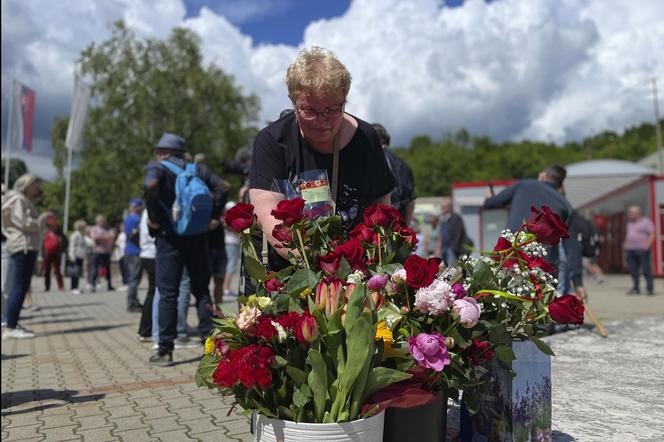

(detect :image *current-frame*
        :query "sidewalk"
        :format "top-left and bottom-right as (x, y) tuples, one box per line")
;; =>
(1, 274), (663, 441)
(1, 287), (251, 441)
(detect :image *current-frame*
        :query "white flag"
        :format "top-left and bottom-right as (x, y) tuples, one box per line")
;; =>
(64, 76), (92, 151)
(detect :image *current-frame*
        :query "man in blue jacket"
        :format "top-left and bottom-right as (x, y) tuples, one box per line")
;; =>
(124, 198), (144, 313)
(483, 164), (587, 301)
(144, 133), (226, 366)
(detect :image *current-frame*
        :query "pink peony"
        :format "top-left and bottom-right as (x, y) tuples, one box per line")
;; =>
(452, 297), (481, 328)
(407, 333), (451, 372)
(367, 274), (389, 291)
(236, 305), (261, 331)
(413, 279), (454, 316)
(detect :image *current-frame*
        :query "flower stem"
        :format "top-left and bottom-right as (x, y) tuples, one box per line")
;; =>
(245, 234), (260, 262)
(377, 233), (383, 266)
(295, 228), (310, 269)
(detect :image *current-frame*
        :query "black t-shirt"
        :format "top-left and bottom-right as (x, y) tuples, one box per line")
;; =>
(247, 112), (396, 278)
(250, 112), (396, 230)
(384, 149), (416, 217)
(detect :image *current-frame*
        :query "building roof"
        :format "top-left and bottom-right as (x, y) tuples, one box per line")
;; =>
(566, 159), (654, 177)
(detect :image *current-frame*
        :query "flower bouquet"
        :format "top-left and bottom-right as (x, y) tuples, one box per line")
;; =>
(196, 199), (418, 429)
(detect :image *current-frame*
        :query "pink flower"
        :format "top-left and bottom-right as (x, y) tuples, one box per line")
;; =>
(452, 297), (481, 328)
(295, 312), (319, 344)
(391, 268), (407, 283)
(413, 279), (454, 316)
(236, 305), (261, 332)
(367, 274), (389, 291)
(407, 333), (451, 372)
(451, 283), (466, 299)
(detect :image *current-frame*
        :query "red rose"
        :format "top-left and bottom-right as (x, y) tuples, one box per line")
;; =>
(525, 256), (556, 274)
(212, 359), (238, 387)
(224, 203), (255, 233)
(271, 198), (306, 226)
(493, 236), (513, 253)
(295, 312), (319, 344)
(272, 224), (294, 244)
(350, 223), (375, 243)
(363, 204), (400, 228)
(255, 316), (278, 340)
(335, 239), (366, 270)
(275, 312), (300, 332)
(525, 206), (570, 245)
(548, 294), (584, 325)
(467, 338), (496, 366)
(493, 237), (529, 269)
(403, 255), (441, 289)
(251, 367), (273, 388)
(318, 250), (342, 274)
(231, 345), (275, 388)
(399, 226), (418, 246)
(265, 278), (284, 293)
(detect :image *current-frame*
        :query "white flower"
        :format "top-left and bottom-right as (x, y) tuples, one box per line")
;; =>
(271, 320), (287, 343)
(347, 270), (365, 285)
(414, 279), (454, 316)
(391, 268), (407, 283)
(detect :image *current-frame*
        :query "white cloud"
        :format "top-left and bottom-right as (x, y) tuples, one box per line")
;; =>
(2, 0), (663, 181)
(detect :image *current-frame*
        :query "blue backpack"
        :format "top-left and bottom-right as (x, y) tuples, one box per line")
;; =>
(160, 160), (213, 236)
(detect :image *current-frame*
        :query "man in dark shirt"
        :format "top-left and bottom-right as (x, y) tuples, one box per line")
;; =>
(483, 164), (587, 301)
(372, 123), (416, 225)
(143, 133), (226, 366)
(435, 197), (469, 266)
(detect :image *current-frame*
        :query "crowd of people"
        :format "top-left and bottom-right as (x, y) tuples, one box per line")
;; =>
(0, 46), (657, 358)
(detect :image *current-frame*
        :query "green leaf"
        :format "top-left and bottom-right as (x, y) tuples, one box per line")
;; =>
(344, 282), (366, 333)
(244, 255), (267, 282)
(528, 335), (555, 356)
(285, 268), (319, 297)
(336, 257), (352, 282)
(308, 297), (329, 336)
(286, 366), (308, 387)
(495, 345), (516, 365)
(306, 348), (329, 422)
(293, 385), (311, 408)
(274, 355), (288, 367)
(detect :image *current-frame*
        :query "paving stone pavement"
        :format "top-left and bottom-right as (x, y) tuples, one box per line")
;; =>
(1, 287), (252, 441)
(1, 275), (663, 441)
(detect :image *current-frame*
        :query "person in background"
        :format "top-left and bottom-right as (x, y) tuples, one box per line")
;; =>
(114, 221), (128, 289)
(223, 201), (241, 299)
(435, 196), (470, 267)
(372, 122), (416, 225)
(42, 215), (65, 292)
(124, 198), (144, 312)
(90, 214), (116, 292)
(582, 216), (605, 283)
(137, 207), (156, 342)
(483, 164), (587, 302)
(195, 153), (230, 307)
(68, 219), (89, 295)
(624, 205), (655, 296)
(1, 174), (42, 339)
(1, 183), (14, 326)
(144, 133), (225, 366)
(84, 226), (96, 292)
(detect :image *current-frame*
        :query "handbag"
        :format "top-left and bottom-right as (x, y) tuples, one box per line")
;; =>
(65, 259), (80, 278)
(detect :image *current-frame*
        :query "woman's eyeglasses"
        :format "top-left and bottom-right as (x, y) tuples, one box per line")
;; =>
(295, 102), (346, 121)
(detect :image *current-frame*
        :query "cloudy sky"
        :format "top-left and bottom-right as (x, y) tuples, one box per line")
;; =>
(2, 0), (663, 180)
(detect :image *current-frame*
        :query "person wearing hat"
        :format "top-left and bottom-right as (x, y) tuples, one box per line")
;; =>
(124, 197), (145, 312)
(1, 173), (42, 339)
(143, 132), (227, 366)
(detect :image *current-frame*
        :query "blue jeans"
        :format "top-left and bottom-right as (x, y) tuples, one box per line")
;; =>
(125, 255), (142, 308)
(1, 242), (14, 322)
(557, 243), (571, 294)
(625, 249), (654, 293)
(155, 234), (211, 353)
(6, 251), (37, 329)
(151, 272), (190, 342)
(442, 248), (458, 267)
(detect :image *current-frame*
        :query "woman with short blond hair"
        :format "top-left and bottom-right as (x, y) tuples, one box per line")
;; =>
(247, 46), (396, 289)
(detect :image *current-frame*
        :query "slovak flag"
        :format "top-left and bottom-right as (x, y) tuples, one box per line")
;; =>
(19, 85), (36, 152)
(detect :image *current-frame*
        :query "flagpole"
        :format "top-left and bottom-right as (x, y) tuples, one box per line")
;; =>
(63, 138), (73, 233)
(4, 79), (16, 188)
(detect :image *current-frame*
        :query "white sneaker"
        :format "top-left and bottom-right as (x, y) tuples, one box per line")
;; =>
(151, 343), (159, 350)
(72, 289), (81, 295)
(3, 327), (35, 339)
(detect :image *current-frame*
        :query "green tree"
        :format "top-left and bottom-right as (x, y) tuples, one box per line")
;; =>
(1, 158), (28, 189)
(46, 21), (259, 224)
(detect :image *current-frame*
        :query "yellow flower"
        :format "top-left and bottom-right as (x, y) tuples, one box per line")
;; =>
(204, 337), (215, 355)
(257, 296), (272, 309)
(375, 320), (394, 347)
(299, 287), (312, 299)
